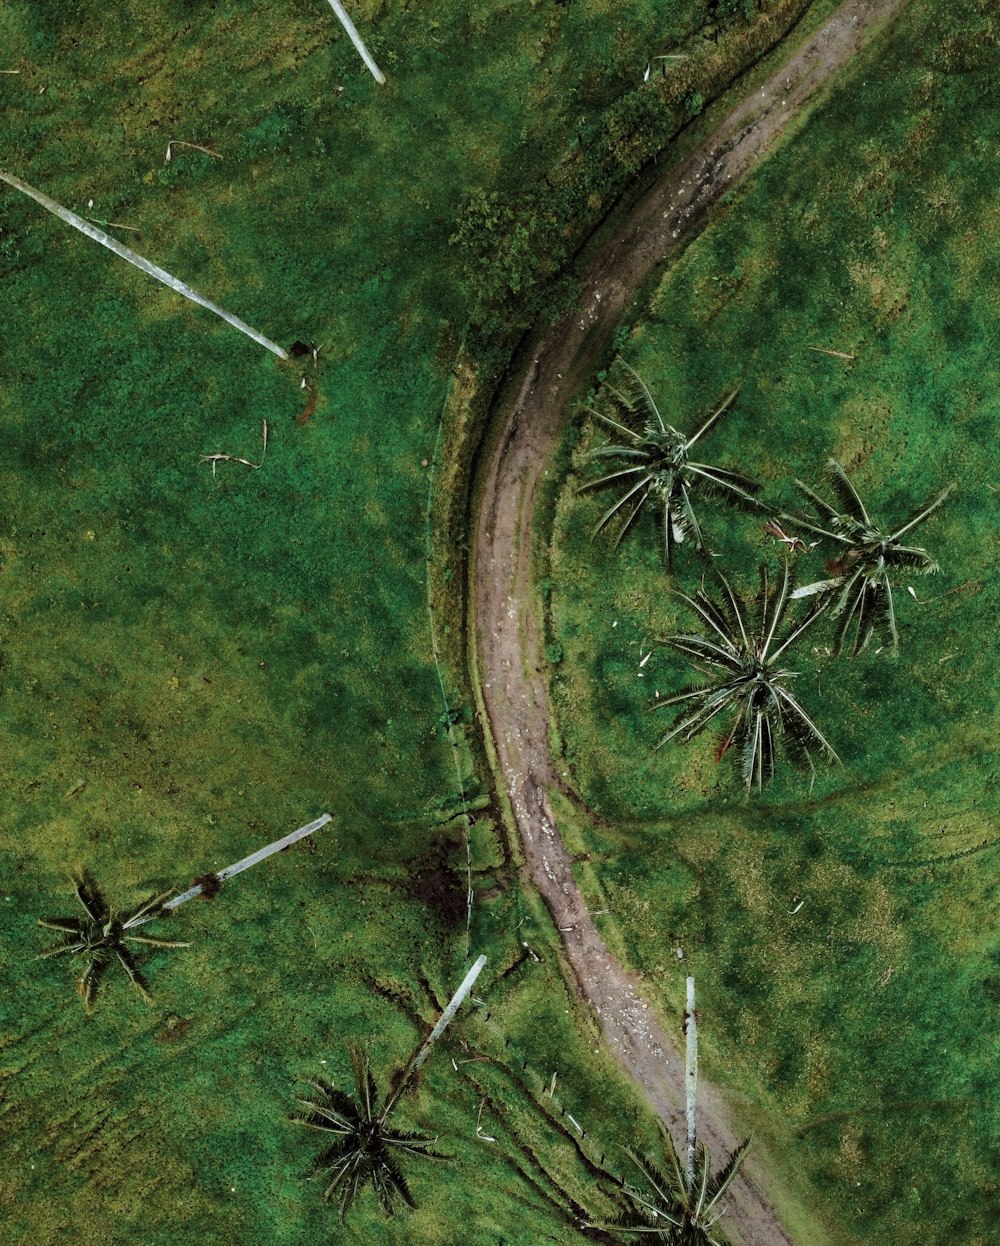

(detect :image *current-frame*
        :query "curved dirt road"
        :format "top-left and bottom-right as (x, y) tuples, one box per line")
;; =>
(469, 1), (909, 1242)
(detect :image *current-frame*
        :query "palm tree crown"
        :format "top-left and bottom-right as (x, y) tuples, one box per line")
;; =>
(657, 564), (838, 791)
(579, 361), (764, 564)
(611, 1128), (751, 1245)
(782, 459), (954, 654)
(293, 1046), (445, 1221)
(37, 872), (188, 1011)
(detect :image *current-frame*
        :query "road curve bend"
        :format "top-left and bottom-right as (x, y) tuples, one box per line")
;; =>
(469, 1), (909, 1242)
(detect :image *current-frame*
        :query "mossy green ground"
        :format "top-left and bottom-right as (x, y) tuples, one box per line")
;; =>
(0, 1), (821, 1243)
(548, 2), (1000, 1242)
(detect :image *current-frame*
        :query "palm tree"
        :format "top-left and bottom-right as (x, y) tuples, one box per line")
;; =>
(37, 872), (188, 1011)
(656, 564), (838, 790)
(598, 981), (751, 1245)
(608, 1128), (751, 1244)
(579, 361), (764, 565)
(293, 1046), (446, 1220)
(780, 460), (954, 654)
(293, 955), (487, 1221)
(38, 814), (332, 1010)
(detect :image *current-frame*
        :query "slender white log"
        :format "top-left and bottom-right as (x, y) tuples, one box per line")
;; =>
(0, 170), (289, 359)
(384, 954), (487, 1117)
(685, 975), (698, 1186)
(123, 814), (332, 927)
(325, 0), (386, 84)
(412, 955), (487, 1073)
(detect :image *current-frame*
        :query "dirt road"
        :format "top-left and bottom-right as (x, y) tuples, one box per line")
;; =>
(468, 0), (910, 1241)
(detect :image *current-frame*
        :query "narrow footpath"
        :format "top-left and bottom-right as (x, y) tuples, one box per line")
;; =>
(469, 1), (909, 1241)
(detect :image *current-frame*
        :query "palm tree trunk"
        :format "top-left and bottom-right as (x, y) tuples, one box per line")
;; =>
(685, 975), (697, 1186)
(0, 170), (289, 359)
(122, 814), (332, 928)
(383, 954), (487, 1117)
(324, 1), (386, 85)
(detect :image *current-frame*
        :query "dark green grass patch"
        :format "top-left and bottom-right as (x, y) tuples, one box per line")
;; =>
(548, 1), (1000, 1241)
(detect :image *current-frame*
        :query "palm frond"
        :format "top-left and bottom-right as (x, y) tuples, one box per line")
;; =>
(114, 947), (153, 1003)
(586, 407), (645, 443)
(617, 359), (667, 432)
(772, 686), (840, 764)
(120, 888), (176, 930)
(672, 586), (740, 651)
(292, 1079), (361, 1131)
(830, 582), (869, 656)
(685, 386), (740, 449)
(741, 707), (774, 793)
(73, 872), (107, 923)
(123, 933), (191, 949)
(587, 444), (650, 460)
(613, 488), (651, 550)
(789, 479), (845, 529)
(593, 475), (653, 536)
(375, 1151), (417, 1214)
(870, 579), (899, 652)
(823, 458), (871, 523)
(790, 576), (843, 600)
(767, 597), (826, 664)
(706, 1136), (752, 1206)
(658, 686), (742, 749)
(37, 939), (87, 959)
(78, 957), (108, 1011)
(691, 1141), (713, 1220)
(668, 480), (704, 558)
(889, 482), (955, 541)
(685, 463), (763, 510)
(37, 916), (86, 935)
(666, 635), (744, 671)
(760, 561), (792, 658)
(576, 465), (650, 494)
(884, 544), (939, 574)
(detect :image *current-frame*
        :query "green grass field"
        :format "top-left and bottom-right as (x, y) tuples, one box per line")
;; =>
(0, 1), (839, 1243)
(547, 1), (1000, 1242)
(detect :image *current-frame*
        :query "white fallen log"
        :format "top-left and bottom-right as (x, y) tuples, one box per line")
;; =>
(0, 170), (289, 359)
(325, 0), (386, 84)
(685, 975), (698, 1185)
(383, 954), (488, 1117)
(123, 814), (333, 927)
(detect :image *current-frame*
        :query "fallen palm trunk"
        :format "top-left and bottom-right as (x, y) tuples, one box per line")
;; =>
(124, 813), (333, 928)
(324, 0), (386, 84)
(0, 170), (289, 359)
(383, 954), (488, 1117)
(685, 975), (698, 1185)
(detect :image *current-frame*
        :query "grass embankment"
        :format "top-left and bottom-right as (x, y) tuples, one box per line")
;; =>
(0, 1), (821, 1242)
(547, 1), (1000, 1241)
